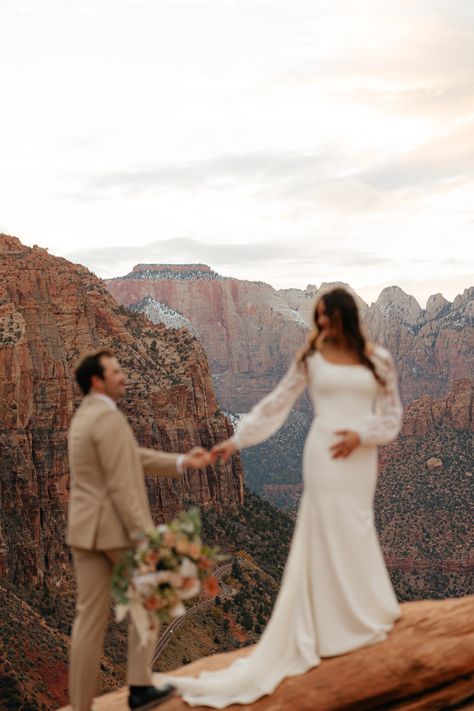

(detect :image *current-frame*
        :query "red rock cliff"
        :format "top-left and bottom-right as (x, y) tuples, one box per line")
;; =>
(106, 266), (313, 412)
(106, 267), (473, 411)
(400, 378), (473, 435)
(0, 236), (243, 586)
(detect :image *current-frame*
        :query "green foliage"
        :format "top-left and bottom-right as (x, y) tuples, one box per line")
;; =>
(203, 487), (294, 581)
(200, 487), (295, 643)
(240, 411), (310, 496)
(376, 426), (473, 600)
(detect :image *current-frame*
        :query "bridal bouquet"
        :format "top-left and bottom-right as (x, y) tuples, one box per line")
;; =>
(112, 507), (222, 647)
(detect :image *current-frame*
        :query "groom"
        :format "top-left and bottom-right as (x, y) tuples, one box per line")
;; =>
(67, 350), (212, 711)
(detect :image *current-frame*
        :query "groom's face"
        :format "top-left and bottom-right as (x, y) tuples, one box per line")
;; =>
(99, 355), (127, 401)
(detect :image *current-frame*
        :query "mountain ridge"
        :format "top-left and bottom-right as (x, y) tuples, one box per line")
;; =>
(106, 263), (473, 410)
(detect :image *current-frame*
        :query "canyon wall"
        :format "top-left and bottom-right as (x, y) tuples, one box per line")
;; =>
(107, 264), (310, 412)
(106, 265), (473, 411)
(0, 237), (243, 587)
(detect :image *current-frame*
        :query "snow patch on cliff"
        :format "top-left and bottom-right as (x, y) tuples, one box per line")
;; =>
(129, 296), (198, 336)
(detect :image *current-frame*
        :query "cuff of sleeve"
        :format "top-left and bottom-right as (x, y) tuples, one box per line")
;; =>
(130, 529), (146, 544)
(352, 427), (367, 445)
(176, 453), (185, 475)
(229, 434), (242, 450)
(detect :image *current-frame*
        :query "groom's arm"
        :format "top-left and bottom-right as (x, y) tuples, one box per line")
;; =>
(138, 446), (212, 476)
(138, 447), (181, 477)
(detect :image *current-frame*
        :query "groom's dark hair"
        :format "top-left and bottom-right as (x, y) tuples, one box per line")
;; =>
(75, 350), (113, 395)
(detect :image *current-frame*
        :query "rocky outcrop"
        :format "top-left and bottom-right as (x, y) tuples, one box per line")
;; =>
(365, 286), (474, 404)
(128, 296), (198, 336)
(106, 265), (313, 412)
(59, 595), (474, 711)
(0, 235), (243, 587)
(426, 456), (443, 471)
(106, 266), (473, 411)
(401, 378), (473, 435)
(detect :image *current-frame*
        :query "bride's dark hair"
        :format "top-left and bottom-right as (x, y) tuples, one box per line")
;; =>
(297, 287), (384, 385)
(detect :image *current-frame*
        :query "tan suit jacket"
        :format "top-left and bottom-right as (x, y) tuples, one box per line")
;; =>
(67, 394), (179, 550)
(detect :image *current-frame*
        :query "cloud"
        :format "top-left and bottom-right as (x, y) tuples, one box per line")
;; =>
(263, 1), (474, 130)
(64, 236), (473, 279)
(3, 0), (473, 308)
(357, 119), (474, 191)
(69, 115), (474, 218)
(342, 77), (474, 121)
(70, 148), (342, 200)
(64, 236), (399, 277)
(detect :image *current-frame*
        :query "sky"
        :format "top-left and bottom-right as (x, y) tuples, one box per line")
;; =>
(1, 0), (473, 306)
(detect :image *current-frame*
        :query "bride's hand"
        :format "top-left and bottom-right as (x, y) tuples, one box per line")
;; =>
(330, 430), (360, 458)
(182, 446), (213, 469)
(211, 439), (238, 462)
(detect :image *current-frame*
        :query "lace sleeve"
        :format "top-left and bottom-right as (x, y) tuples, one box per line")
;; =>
(353, 347), (403, 446)
(231, 360), (308, 449)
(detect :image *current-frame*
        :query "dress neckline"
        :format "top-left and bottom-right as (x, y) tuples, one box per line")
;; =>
(316, 351), (366, 368)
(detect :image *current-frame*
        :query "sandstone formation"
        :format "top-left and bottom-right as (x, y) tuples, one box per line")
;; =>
(59, 595), (474, 711)
(105, 266), (473, 412)
(106, 265), (320, 412)
(426, 456), (443, 471)
(0, 235), (243, 587)
(402, 378), (474, 435)
(365, 285), (474, 405)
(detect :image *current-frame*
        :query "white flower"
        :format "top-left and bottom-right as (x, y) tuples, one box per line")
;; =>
(154, 571), (173, 585)
(134, 572), (160, 595)
(169, 572), (184, 587)
(127, 587), (159, 648)
(178, 579), (201, 600)
(115, 602), (130, 623)
(170, 602), (186, 618)
(179, 557), (197, 578)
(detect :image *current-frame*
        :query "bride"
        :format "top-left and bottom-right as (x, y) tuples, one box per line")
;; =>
(156, 287), (403, 708)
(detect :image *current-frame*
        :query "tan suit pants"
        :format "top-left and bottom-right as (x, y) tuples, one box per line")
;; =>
(69, 547), (159, 711)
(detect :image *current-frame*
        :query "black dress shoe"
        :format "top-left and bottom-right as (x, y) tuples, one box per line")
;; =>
(128, 684), (175, 710)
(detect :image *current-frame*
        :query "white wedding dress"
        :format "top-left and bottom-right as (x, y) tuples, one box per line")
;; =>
(156, 346), (403, 708)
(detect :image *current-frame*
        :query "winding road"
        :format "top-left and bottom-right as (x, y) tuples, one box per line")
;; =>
(152, 562), (234, 665)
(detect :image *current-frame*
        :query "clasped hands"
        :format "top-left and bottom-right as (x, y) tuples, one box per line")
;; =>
(180, 439), (238, 469)
(182, 429), (360, 470)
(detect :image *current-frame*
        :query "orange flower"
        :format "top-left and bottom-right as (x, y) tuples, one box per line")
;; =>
(176, 536), (190, 555)
(203, 576), (219, 596)
(188, 542), (202, 560)
(145, 550), (160, 566)
(163, 530), (176, 547)
(198, 557), (211, 571)
(144, 595), (161, 611)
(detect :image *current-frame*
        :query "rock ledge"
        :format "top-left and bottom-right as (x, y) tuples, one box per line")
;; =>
(59, 596), (474, 710)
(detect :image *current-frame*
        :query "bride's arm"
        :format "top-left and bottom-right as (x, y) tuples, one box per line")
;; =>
(231, 360), (308, 449)
(353, 348), (403, 446)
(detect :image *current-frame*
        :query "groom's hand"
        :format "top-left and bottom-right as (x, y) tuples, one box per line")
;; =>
(182, 446), (213, 469)
(211, 439), (238, 462)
